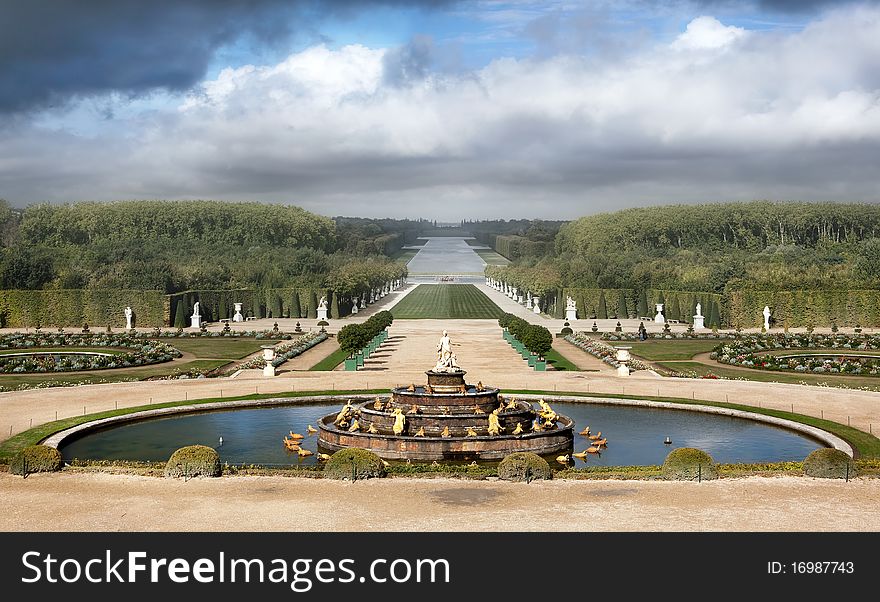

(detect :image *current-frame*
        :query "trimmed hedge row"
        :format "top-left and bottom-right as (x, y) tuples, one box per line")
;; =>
(726, 289), (880, 328)
(0, 289), (166, 329)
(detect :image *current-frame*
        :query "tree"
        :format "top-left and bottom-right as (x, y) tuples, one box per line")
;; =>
(307, 291), (318, 319)
(331, 291), (340, 319)
(616, 290), (628, 319)
(668, 295), (681, 321)
(337, 324), (371, 357)
(522, 324), (553, 358)
(637, 289), (648, 318)
(597, 291), (608, 319)
(173, 299), (186, 328)
(709, 300), (721, 328)
(290, 290), (302, 318)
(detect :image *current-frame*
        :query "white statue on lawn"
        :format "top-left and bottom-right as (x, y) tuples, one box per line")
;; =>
(124, 306), (133, 330)
(434, 330), (460, 372)
(190, 302), (201, 329)
(763, 305), (771, 330)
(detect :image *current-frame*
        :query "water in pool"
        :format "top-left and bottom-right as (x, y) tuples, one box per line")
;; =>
(60, 401), (823, 466)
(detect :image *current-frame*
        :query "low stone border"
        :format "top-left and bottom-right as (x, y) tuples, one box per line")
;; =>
(41, 392), (852, 459)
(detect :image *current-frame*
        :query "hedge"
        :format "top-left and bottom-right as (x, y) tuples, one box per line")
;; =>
(498, 452), (552, 482)
(726, 289), (880, 328)
(802, 448), (855, 479)
(164, 445), (221, 478)
(0, 289), (166, 329)
(323, 448), (387, 480)
(661, 447), (719, 481)
(10, 445), (63, 475)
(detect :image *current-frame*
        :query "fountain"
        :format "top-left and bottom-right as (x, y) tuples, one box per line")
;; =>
(317, 331), (574, 461)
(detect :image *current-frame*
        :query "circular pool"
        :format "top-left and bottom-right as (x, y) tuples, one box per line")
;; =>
(57, 397), (829, 467)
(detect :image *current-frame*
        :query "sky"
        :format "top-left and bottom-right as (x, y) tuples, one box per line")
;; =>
(1, 0), (879, 220)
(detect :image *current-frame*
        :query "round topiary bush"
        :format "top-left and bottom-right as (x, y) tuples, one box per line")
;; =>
(662, 447), (718, 481)
(10, 445), (63, 476)
(164, 445), (221, 478)
(803, 448), (855, 479)
(323, 448), (386, 480)
(498, 452), (552, 482)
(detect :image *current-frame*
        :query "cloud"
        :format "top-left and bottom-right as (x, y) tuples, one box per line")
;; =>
(0, 0), (454, 114)
(382, 36), (435, 86)
(672, 16), (747, 50)
(2, 7), (880, 219)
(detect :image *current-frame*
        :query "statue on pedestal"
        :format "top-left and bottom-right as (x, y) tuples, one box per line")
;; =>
(124, 306), (133, 330)
(190, 301), (201, 329)
(433, 330), (460, 372)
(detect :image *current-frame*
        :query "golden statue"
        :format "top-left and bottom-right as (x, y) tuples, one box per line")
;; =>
(487, 409), (503, 436)
(373, 397), (385, 410)
(441, 426), (451, 438)
(392, 409), (406, 435)
(466, 427), (478, 437)
(407, 404), (420, 414)
(348, 419), (360, 432)
(538, 399), (558, 423)
(334, 400), (354, 425)
(473, 405), (486, 415)
(476, 381), (484, 392)
(368, 423), (379, 434)
(512, 422), (524, 435)
(424, 383), (433, 394)
(407, 383), (416, 392)
(415, 426), (425, 437)
(505, 398), (517, 410)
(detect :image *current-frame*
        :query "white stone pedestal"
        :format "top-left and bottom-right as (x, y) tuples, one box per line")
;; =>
(693, 315), (705, 330)
(317, 308), (328, 321)
(654, 303), (665, 324)
(190, 315), (201, 329)
(232, 303), (243, 322)
(351, 303), (358, 314)
(262, 346), (276, 377)
(615, 346), (631, 377)
(565, 308), (577, 321)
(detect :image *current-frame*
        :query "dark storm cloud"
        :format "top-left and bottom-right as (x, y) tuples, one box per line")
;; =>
(0, 0), (454, 114)
(694, 0), (880, 12)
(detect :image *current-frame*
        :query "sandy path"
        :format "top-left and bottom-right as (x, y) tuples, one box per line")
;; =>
(1, 472), (876, 532)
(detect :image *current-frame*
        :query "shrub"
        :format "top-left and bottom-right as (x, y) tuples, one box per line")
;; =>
(10, 445), (63, 476)
(498, 452), (552, 482)
(323, 448), (386, 480)
(164, 445), (221, 478)
(803, 448), (855, 479)
(498, 312), (515, 330)
(337, 323), (369, 356)
(522, 324), (553, 358)
(662, 448), (718, 481)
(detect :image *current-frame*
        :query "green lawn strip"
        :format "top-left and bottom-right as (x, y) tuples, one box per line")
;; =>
(0, 388), (388, 462)
(0, 347), (128, 356)
(156, 338), (280, 359)
(473, 249), (510, 266)
(0, 359), (229, 390)
(544, 347), (579, 371)
(392, 284), (503, 319)
(504, 389), (880, 459)
(655, 361), (880, 391)
(309, 347), (349, 371)
(624, 340), (720, 361)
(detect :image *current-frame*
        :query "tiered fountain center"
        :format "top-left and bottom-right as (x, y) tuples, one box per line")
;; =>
(317, 368), (574, 461)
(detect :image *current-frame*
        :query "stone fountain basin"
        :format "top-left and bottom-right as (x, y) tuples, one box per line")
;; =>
(357, 401), (535, 432)
(317, 413), (574, 461)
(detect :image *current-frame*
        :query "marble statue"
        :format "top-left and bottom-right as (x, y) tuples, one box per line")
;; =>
(433, 330), (460, 372)
(565, 295), (577, 321)
(190, 301), (201, 329)
(693, 302), (705, 330)
(532, 297), (541, 314)
(124, 306), (133, 330)
(763, 305), (771, 330)
(317, 295), (329, 321)
(233, 302), (244, 322)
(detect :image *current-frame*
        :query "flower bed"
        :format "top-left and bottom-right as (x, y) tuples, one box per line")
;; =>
(238, 332), (328, 370)
(710, 333), (880, 376)
(0, 333), (181, 373)
(565, 333), (651, 371)
(602, 331), (734, 341)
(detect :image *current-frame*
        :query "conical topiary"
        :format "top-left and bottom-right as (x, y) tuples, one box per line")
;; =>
(597, 291), (608, 320)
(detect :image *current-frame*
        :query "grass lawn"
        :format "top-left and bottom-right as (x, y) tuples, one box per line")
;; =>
(393, 248), (420, 263)
(309, 347), (349, 371)
(655, 360), (880, 391)
(161, 337), (280, 359)
(545, 347), (579, 371)
(391, 284), (504, 319)
(0, 359), (229, 390)
(473, 249), (510, 266)
(625, 339), (720, 360)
